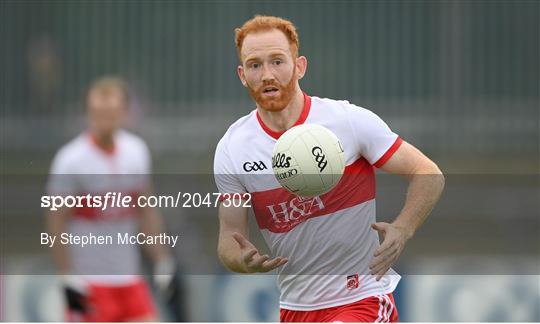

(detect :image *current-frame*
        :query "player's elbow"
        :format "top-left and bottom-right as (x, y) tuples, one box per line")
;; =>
(416, 158), (443, 176)
(426, 161), (445, 192)
(428, 160), (444, 178)
(413, 159), (445, 191)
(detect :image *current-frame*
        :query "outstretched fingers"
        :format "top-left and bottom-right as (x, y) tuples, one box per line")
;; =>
(242, 249), (258, 263)
(261, 257), (289, 271)
(233, 232), (288, 273)
(248, 254), (270, 268)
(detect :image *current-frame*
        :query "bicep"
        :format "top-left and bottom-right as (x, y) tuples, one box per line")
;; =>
(379, 141), (440, 176)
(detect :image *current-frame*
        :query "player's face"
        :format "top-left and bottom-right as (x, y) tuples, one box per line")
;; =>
(87, 89), (126, 137)
(238, 30), (299, 112)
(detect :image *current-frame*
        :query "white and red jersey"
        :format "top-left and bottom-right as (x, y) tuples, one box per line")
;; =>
(47, 130), (151, 285)
(214, 94), (403, 311)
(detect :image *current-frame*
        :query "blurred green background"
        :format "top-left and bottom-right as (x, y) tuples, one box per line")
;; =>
(2, 0), (538, 173)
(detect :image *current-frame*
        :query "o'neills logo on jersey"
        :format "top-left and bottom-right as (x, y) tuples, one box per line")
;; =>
(272, 153), (292, 168)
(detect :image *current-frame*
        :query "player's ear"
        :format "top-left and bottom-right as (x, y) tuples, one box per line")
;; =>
(295, 56), (307, 80)
(237, 65), (248, 87)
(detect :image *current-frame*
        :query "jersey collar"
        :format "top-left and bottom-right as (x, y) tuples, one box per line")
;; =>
(88, 132), (116, 155)
(256, 92), (312, 140)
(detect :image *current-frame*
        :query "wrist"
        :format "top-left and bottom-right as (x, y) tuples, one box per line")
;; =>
(154, 257), (175, 275)
(392, 221), (415, 240)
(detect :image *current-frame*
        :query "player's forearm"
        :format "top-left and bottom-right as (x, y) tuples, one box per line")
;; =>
(392, 164), (445, 239)
(47, 210), (71, 274)
(217, 205), (251, 273)
(51, 244), (70, 275)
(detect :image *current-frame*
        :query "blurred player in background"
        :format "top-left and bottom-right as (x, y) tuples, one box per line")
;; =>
(46, 77), (175, 321)
(214, 16), (445, 322)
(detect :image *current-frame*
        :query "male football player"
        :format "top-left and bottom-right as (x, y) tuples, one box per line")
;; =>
(47, 77), (175, 321)
(214, 16), (444, 322)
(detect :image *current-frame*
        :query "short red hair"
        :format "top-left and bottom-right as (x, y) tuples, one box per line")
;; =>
(87, 76), (129, 104)
(235, 15), (300, 63)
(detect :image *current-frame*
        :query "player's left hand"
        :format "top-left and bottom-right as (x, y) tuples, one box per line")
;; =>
(153, 257), (176, 298)
(369, 222), (412, 281)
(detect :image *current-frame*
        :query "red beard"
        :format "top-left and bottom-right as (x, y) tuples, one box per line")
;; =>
(247, 68), (297, 112)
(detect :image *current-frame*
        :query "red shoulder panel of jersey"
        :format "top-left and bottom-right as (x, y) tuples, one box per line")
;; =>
(251, 157), (375, 233)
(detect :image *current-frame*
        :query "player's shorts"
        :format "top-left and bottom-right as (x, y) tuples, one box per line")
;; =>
(280, 293), (398, 322)
(66, 279), (157, 322)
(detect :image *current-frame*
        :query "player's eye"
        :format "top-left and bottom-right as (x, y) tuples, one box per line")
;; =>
(273, 59), (282, 65)
(250, 62), (260, 69)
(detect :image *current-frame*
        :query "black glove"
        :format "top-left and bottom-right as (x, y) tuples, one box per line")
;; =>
(64, 285), (87, 312)
(63, 276), (88, 313)
(153, 258), (176, 298)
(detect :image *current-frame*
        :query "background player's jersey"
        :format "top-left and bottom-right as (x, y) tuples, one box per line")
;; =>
(214, 94), (402, 311)
(47, 130), (151, 285)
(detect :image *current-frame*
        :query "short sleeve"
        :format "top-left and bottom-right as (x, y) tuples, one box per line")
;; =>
(213, 136), (247, 196)
(346, 103), (402, 168)
(135, 139), (152, 191)
(139, 141), (152, 174)
(46, 150), (78, 195)
(125, 133), (152, 175)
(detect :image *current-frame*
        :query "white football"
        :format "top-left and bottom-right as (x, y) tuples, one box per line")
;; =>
(272, 124), (345, 197)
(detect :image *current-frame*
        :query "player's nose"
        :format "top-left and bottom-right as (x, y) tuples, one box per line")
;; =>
(261, 63), (275, 82)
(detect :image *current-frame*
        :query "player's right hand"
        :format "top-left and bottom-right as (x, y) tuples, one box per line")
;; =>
(232, 232), (288, 273)
(63, 275), (88, 313)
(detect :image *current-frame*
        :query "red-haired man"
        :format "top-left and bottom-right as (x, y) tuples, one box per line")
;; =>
(214, 16), (444, 322)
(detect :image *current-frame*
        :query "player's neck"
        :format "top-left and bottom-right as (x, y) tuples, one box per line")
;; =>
(257, 89), (304, 132)
(89, 131), (116, 153)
